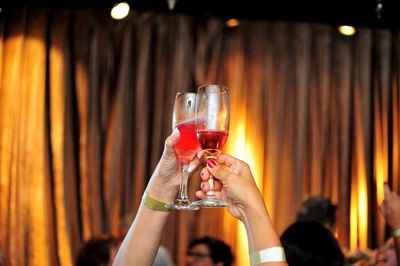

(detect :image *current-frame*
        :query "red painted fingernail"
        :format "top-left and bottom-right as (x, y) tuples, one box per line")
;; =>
(208, 159), (217, 168)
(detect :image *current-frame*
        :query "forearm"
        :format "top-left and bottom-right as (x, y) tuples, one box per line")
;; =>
(113, 203), (170, 266)
(113, 171), (178, 266)
(242, 201), (287, 266)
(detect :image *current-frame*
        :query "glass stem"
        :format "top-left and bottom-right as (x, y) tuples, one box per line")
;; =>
(207, 176), (215, 196)
(178, 164), (189, 201)
(206, 157), (216, 197)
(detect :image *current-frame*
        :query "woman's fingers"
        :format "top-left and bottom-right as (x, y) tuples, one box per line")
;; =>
(162, 129), (180, 158)
(215, 154), (240, 167)
(188, 155), (203, 173)
(207, 159), (236, 183)
(200, 167), (210, 181)
(195, 190), (205, 199)
(195, 189), (225, 201)
(200, 179), (223, 192)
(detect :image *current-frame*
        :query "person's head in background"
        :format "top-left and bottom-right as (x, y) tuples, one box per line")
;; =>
(186, 236), (233, 266)
(281, 221), (345, 266)
(297, 195), (337, 231)
(76, 235), (120, 266)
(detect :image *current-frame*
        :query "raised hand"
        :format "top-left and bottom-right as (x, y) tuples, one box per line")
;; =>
(380, 184), (400, 230)
(147, 128), (202, 203)
(195, 153), (286, 265)
(195, 154), (266, 221)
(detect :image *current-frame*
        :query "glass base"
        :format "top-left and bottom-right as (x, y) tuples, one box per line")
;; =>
(192, 196), (228, 208)
(165, 199), (200, 210)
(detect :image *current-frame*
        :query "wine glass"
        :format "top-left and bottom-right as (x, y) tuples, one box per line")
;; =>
(165, 92), (200, 210)
(192, 85), (230, 207)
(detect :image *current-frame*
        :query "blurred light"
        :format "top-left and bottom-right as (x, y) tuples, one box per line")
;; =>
(338, 25), (356, 36)
(358, 177), (368, 249)
(111, 2), (130, 20)
(350, 188), (358, 249)
(226, 18), (240, 27)
(376, 157), (387, 203)
(167, 0), (177, 10)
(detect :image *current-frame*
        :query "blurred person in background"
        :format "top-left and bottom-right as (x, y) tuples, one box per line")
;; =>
(76, 235), (120, 266)
(378, 183), (400, 265)
(186, 236), (233, 266)
(297, 196), (337, 231)
(280, 221), (345, 266)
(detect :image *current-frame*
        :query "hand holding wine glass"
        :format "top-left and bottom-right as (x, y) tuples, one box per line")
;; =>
(195, 154), (287, 265)
(192, 84), (230, 207)
(165, 92), (200, 210)
(195, 154), (266, 221)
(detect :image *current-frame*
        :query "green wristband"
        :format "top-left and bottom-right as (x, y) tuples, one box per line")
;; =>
(142, 192), (171, 212)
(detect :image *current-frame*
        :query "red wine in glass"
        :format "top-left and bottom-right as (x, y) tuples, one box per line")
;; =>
(175, 120), (200, 163)
(192, 85), (230, 207)
(165, 92), (200, 211)
(196, 129), (229, 156)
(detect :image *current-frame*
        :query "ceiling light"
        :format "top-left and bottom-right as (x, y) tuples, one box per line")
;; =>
(226, 18), (240, 27)
(338, 25), (356, 36)
(111, 2), (130, 20)
(167, 0), (177, 10)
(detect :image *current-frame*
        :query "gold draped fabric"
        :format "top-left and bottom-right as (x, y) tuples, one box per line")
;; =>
(0, 8), (399, 266)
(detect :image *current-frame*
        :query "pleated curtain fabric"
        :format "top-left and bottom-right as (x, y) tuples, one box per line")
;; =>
(0, 8), (399, 266)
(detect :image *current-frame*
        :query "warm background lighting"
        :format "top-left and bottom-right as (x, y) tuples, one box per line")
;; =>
(111, 2), (130, 20)
(226, 18), (240, 27)
(338, 25), (356, 36)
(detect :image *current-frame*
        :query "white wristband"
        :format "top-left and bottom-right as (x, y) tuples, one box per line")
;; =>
(250, 247), (286, 265)
(392, 228), (400, 238)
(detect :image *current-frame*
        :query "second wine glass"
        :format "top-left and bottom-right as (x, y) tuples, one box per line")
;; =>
(165, 92), (200, 210)
(192, 84), (230, 207)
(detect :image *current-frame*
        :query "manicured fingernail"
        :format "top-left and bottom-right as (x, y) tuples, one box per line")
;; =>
(208, 159), (217, 168)
(201, 183), (205, 189)
(201, 172), (204, 176)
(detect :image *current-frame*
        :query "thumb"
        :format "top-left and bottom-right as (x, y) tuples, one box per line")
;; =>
(162, 128), (180, 157)
(207, 159), (233, 183)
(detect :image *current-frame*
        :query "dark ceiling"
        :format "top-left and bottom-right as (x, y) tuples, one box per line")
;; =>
(2, 0), (400, 29)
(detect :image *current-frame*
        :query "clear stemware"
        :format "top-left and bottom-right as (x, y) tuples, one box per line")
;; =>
(165, 92), (200, 210)
(192, 85), (230, 207)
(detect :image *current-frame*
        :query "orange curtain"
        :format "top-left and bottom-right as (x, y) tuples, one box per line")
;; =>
(0, 8), (399, 266)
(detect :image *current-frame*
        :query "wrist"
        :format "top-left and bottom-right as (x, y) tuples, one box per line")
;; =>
(242, 201), (282, 251)
(142, 192), (172, 212)
(146, 174), (178, 203)
(242, 203), (270, 232)
(242, 195), (269, 224)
